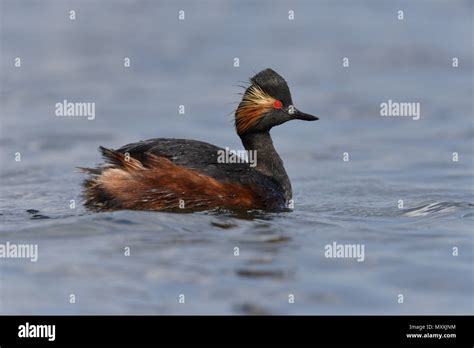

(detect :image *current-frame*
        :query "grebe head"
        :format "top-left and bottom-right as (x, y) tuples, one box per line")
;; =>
(235, 68), (318, 136)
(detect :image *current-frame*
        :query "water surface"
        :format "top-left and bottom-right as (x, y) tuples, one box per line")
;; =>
(0, 0), (473, 314)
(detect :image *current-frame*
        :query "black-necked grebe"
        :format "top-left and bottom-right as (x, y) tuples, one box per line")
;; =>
(80, 68), (318, 212)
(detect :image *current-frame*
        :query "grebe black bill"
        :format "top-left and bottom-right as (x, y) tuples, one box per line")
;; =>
(79, 68), (319, 212)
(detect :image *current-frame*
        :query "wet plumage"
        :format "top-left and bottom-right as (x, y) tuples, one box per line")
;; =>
(80, 69), (318, 212)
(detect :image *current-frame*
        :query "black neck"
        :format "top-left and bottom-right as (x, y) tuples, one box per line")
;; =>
(240, 131), (292, 201)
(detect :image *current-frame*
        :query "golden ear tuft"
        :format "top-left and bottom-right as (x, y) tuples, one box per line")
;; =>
(235, 84), (275, 134)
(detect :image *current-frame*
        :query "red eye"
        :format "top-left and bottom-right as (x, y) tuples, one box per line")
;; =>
(273, 100), (283, 109)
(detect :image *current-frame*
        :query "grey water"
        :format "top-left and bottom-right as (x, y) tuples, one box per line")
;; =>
(0, 0), (473, 314)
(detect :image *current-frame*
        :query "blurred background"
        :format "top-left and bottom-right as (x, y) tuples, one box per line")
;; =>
(0, 0), (472, 314)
